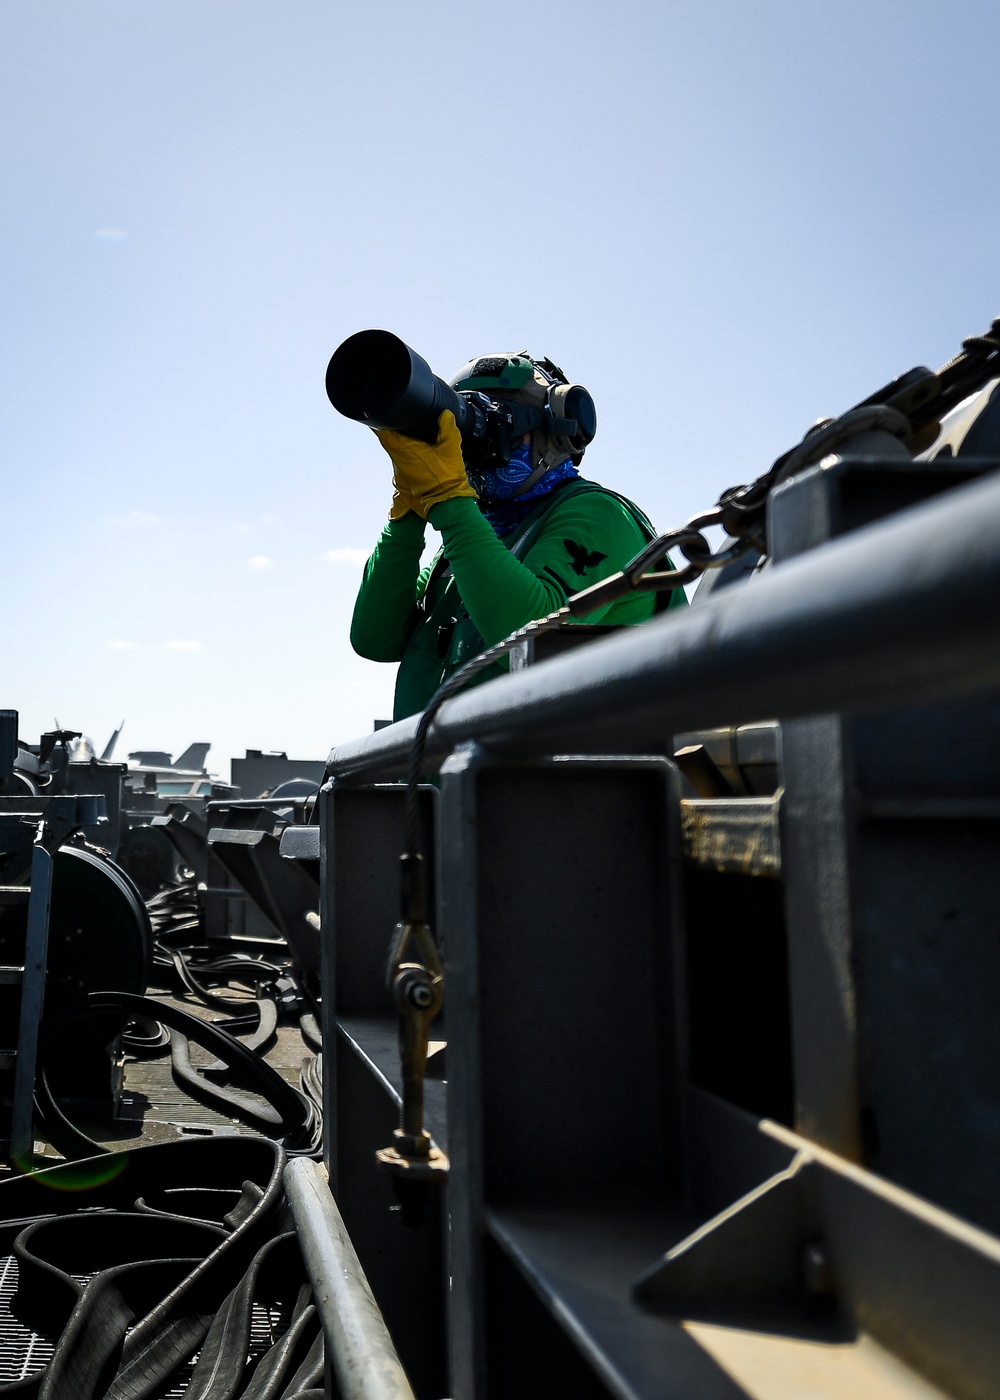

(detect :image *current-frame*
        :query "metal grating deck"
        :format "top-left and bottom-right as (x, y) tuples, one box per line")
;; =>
(0, 1253), (55, 1385)
(0, 1251), (292, 1396)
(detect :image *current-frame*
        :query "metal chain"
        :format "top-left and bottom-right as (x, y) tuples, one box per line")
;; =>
(381, 312), (1000, 1207)
(405, 311), (1000, 847)
(401, 508), (763, 861)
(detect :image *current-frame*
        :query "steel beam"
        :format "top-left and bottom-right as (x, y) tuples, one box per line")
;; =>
(325, 464), (1000, 783)
(319, 782), (448, 1398)
(771, 458), (1000, 1225)
(10, 836), (53, 1168)
(437, 748), (685, 1397)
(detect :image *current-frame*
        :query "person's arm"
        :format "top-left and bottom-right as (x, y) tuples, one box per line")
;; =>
(350, 513), (429, 662)
(428, 491), (654, 646)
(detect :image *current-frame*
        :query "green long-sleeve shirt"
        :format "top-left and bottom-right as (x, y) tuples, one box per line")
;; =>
(351, 482), (686, 720)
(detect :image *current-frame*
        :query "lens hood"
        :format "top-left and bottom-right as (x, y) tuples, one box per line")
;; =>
(326, 330), (466, 445)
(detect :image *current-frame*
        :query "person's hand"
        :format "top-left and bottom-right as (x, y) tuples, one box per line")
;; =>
(376, 410), (478, 517)
(388, 480), (425, 521)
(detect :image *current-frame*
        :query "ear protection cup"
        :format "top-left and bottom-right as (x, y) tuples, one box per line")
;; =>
(550, 383), (597, 452)
(449, 348), (598, 469)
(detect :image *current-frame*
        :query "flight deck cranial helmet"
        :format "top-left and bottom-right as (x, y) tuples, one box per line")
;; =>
(448, 352), (598, 492)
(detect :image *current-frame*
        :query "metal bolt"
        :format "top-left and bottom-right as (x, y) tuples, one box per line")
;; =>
(802, 1240), (834, 1297)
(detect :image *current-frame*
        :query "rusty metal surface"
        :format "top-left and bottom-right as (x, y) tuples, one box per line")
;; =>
(681, 796), (782, 878)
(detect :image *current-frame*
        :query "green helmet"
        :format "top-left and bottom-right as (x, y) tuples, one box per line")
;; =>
(448, 352), (596, 480)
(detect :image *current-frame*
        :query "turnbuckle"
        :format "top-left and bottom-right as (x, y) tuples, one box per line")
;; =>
(376, 853), (448, 1227)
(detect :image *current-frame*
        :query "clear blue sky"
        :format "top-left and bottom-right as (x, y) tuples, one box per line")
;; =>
(3, 0), (998, 773)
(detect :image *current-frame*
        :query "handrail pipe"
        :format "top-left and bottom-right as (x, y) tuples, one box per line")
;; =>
(284, 1158), (417, 1400)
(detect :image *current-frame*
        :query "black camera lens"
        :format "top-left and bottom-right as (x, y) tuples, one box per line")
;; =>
(326, 330), (466, 445)
(326, 330), (596, 469)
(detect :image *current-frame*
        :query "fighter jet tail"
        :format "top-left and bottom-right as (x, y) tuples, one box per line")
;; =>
(173, 742), (210, 772)
(100, 720), (125, 762)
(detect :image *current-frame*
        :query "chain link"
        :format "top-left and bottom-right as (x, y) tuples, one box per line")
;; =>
(379, 312), (1000, 1203)
(397, 311), (1000, 829)
(400, 309), (1000, 843)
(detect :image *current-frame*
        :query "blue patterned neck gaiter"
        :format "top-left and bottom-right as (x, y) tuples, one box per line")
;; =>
(471, 446), (580, 537)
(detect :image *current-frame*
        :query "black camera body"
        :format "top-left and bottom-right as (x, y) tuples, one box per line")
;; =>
(325, 330), (595, 471)
(443, 388), (560, 471)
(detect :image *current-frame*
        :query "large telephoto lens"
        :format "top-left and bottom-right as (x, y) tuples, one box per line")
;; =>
(325, 330), (466, 444)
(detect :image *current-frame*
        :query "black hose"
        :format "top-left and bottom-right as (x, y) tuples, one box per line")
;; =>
(122, 1015), (171, 1056)
(37, 993), (320, 1159)
(167, 949), (281, 1011)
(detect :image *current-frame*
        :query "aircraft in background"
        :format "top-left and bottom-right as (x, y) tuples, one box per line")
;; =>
(7, 721), (219, 802)
(124, 743), (216, 799)
(94, 722), (218, 798)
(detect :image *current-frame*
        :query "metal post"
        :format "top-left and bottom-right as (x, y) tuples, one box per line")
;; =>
(0, 710), (16, 786)
(771, 457), (1000, 1228)
(320, 781), (448, 1398)
(318, 782), (338, 1191)
(11, 831), (54, 1169)
(283, 1157), (417, 1400)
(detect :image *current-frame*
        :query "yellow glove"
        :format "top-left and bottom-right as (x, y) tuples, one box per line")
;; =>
(388, 480), (425, 521)
(375, 410), (478, 517)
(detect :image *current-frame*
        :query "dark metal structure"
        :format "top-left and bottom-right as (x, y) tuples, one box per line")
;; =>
(231, 750), (326, 799)
(4, 332), (1000, 1399)
(315, 450), (1000, 1398)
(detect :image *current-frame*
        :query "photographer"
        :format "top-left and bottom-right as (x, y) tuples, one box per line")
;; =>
(349, 351), (685, 721)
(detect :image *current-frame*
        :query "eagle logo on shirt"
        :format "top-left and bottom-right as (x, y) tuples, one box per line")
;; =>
(563, 538), (607, 577)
